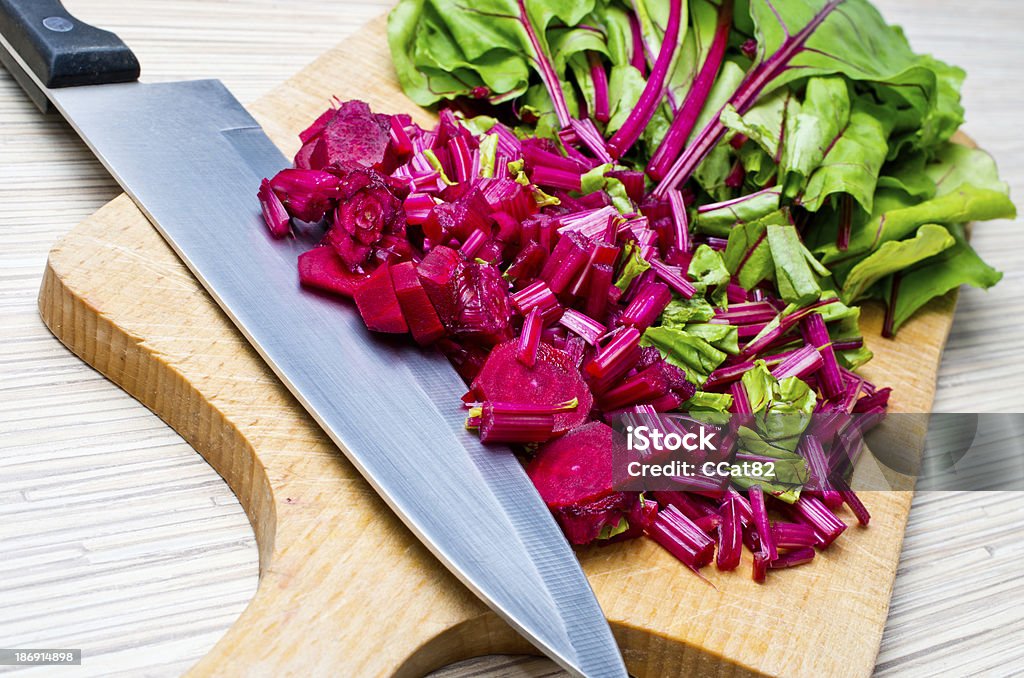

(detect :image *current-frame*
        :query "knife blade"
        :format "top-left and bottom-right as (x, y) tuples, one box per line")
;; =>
(0, 2), (627, 676)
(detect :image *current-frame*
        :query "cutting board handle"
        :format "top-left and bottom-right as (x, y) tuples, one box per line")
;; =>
(0, 0), (138, 109)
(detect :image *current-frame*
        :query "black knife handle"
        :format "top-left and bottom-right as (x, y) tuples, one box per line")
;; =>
(0, 0), (139, 108)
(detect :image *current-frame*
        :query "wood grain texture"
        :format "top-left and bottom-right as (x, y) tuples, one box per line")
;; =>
(2, 1), (1022, 677)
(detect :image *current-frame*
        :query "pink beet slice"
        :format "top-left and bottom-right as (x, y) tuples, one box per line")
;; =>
(390, 261), (445, 345)
(353, 263), (408, 334)
(305, 101), (391, 170)
(417, 245), (462, 294)
(527, 421), (614, 509)
(553, 492), (631, 545)
(422, 189), (491, 243)
(472, 341), (593, 433)
(297, 246), (366, 298)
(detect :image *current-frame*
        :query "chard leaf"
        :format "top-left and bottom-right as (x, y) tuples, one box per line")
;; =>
(641, 326), (728, 385)
(889, 225), (1003, 334)
(800, 97), (893, 213)
(555, 13), (627, 121)
(686, 391), (733, 411)
(615, 241), (651, 291)
(687, 244), (730, 305)
(580, 163), (612, 193)
(842, 223), (954, 303)
(550, 23), (608, 75)
(719, 88), (792, 160)
(930, 143), (1011, 198)
(818, 144), (1016, 264)
(641, 103), (675, 155)
(665, 0), (966, 190)
(747, 0), (963, 149)
(689, 59), (746, 145)
(603, 177), (634, 214)
(683, 390), (733, 426)
(837, 343), (873, 371)
(826, 184), (1015, 266)
(882, 54), (965, 157)
(661, 295), (716, 325)
(779, 77), (850, 200)
(692, 142), (736, 202)
(877, 151), (936, 201)
(662, 0), (721, 106)
(597, 516), (630, 540)
(599, 4), (635, 67)
(724, 220), (772, 289)
(477, 134), (498, 178)
(723, 209), (792, 289)
(606, 64), (648, 132)
(695, 187), (782, 236)
(461, 114), (499, 136)
(736, 143), (778, 188)
(388, 0), (596, 124)
(740, 361), (816, 452)
(683, 323), (739, 354)
(580, 163), (634, 214)
(730, 445), (807, 502)
(520, 83), (580, 140)
(766, 223), (829, 305)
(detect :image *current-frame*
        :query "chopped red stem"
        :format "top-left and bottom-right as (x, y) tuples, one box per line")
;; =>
(646, 504), (716, 570)
(608, 0), (685, 158)
(647, 0), (734, 181)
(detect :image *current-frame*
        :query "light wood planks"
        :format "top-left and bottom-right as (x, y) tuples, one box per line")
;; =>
(1, 1), (1022, 676)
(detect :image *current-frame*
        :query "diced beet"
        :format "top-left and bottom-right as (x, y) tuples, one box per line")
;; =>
(438, 262), (513, 345)
(418, 245), (462, 292)
(265, 97), (901, 576)
(390, 262), (445, 345)
(353, 262), (408, 333)
(297, 247), (367, 298)
(268, 169), (340, 223)
(304, 100), (391, 170)
(373, 234), (415, 265)
(607, 170), (645, 204)
(319, 165), (404, 270)
(491, 211), (520, 244)
(323, 225), (371, 271)
(473, 341), (594, 433)
(299, 107), (336, 144)
(527, 422), (615, 509)
(505, 241), (552, 284)
(553, 492), (636, 545)
(539, 231), (590, 295)
(257, 178), (290, 238)
(478, 402), (556, 444)
(437, 339), (490, 384)
(423, 189), (492, 244)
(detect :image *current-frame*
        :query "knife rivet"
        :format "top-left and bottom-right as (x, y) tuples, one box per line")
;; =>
(42, 16), (74, 33)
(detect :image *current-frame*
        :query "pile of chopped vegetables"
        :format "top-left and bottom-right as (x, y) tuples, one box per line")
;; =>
(258, 0), (1015, 582)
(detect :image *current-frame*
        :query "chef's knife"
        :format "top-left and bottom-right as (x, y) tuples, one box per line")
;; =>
(0, 1), (628, 676)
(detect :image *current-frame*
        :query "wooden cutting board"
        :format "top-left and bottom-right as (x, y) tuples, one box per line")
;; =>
(37, 14), (961, 678)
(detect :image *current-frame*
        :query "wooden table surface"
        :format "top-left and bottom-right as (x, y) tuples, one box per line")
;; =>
(1, 1), (1021, 676)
